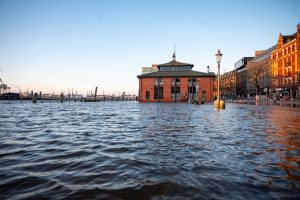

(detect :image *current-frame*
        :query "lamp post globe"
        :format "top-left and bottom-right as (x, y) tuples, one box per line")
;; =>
(214, 49), (225, 109)
(215, 49), (223, 64)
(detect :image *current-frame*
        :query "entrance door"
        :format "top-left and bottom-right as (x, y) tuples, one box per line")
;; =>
(202, 91), (206, 102)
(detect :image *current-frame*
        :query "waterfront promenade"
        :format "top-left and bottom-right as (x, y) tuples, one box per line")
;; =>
(230, 99), (300, 107)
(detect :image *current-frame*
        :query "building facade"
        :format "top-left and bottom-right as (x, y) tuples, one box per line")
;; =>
(142, 64), (158, 74)
(271, 23), (300, 100)
(219, 70), (237, 99)
(235, 57), (253, 98)
(247, 45), (276, 97)
(137, 55), (215, 103)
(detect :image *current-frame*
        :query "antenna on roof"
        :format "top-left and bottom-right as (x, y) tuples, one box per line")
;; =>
(172, 44), (176, 61)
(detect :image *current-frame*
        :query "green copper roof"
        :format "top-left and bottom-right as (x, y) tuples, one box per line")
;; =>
(137, 70), (215, 78)
(157, 60), (194, 67)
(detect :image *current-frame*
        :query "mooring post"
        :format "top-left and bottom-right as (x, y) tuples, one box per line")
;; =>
(94, 86), (98, 101)
(40, 91), (43, 103)
(60, 92), (64, 103)
(8, 93), (11, 104)
(32, 93), (37, 103)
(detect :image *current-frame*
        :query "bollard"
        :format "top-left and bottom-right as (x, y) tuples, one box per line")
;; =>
(214, 99), (225, 109)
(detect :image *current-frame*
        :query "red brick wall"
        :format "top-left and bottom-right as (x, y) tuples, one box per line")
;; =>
(180, 78), (189, 101)
(199, 77), (214, 101)
(139, 78), (154, 102)
(138, 76), (214, 102)
(164, 78), (171, 102)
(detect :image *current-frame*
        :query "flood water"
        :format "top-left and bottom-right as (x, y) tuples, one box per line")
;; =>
(0, 101), (299, 199)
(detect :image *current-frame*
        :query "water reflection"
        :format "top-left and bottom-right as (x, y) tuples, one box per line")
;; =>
(267, 108), (300, 191)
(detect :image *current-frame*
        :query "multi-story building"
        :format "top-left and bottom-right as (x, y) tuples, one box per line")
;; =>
(247, 45), (276, 97)
(271, 23), (300, 100)
(219, 70), (236, 99)
(235, 57), (253, 98)
(142, 64), (158, 74)
(137, 54), (215, 103)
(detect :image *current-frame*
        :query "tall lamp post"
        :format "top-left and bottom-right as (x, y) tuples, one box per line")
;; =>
(214, 49), (225, 109)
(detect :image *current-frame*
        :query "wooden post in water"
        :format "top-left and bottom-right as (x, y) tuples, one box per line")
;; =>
(32, 93), (37, 103)
(94, 87), (98, 101)
(60, 92), (64, 103)
(40, 91), (43, 103)
(8, 93), (11, 104)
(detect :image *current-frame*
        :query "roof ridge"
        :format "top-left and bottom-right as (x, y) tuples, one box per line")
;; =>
(158, 59), (194, 67)
(137, 70), (215, 78)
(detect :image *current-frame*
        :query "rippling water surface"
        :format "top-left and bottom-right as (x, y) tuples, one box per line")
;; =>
(0, 101), (299, 199)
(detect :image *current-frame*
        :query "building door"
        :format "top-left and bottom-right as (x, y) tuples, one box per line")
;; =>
(202, 91), (206, 102)
(146, 91), (150, 100)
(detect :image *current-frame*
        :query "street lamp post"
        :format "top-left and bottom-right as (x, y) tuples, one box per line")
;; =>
(214, 49), (225, 109)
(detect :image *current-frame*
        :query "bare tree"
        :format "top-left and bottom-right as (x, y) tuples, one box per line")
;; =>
(248, 64), (265, 95)
(220, 71), (236, 98)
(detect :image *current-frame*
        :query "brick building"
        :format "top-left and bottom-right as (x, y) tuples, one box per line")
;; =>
(247, 45), (276, 97)
(271, 23), (300, 100)
(137, 54), (215, 103)
(142, 64), (158, 74)
(219, 70), (236, 99)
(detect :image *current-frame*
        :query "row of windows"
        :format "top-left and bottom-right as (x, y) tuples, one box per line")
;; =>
(146, 85), (200, 100)
(272, 44), (296, 59)
(274, 68), (296, 75)
(154, 78), (199, 86)
(272, 55), (296, 64)
(159, 66), (192, 71)
(146, 90), (207, 100)
(272, 76), (299, 86)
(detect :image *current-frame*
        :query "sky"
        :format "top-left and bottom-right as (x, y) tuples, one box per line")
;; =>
(0, 0), (299, 95)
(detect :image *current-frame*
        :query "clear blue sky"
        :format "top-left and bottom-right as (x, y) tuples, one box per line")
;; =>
(0, 0), (299, 95)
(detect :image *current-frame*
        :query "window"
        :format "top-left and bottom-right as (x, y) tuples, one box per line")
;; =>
(154, 86), (163, 99)
(154, 78), (164, 99)
(188, 78), (199, 101)
(146, 91), (150, 100)
(171, 78), (180, 101)
(188, 78), (197, 93)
